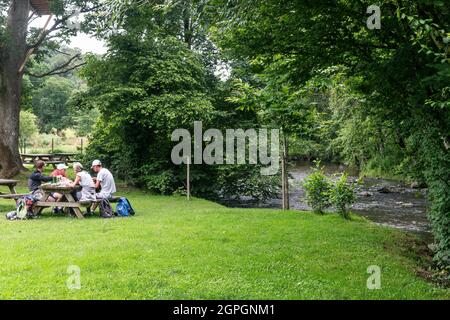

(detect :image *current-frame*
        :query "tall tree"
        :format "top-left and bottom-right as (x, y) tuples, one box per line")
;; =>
(0, 0), (99, 177)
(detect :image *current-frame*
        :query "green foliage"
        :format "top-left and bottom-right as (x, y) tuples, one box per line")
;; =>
(409, 125), (450, 278)
(303, 165), (356, 219)
(329, 174), (356, 220)
(71, 107), (99, 137)
(31, 76), (76, 133)
(79, 19), (277, 199)
(302, 163), (331, 214)
(19, 110), (39, 140)
(140, 166), (176, 195)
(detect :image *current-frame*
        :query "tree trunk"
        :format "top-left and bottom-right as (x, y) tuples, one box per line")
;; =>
(0, 0), (29, 178)
(183, 0), (193, 49)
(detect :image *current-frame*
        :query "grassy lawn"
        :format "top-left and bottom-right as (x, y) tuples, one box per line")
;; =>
(0, 175), (449, 299)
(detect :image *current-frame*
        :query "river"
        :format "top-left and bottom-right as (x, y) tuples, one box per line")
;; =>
(220, 161), (431, 237)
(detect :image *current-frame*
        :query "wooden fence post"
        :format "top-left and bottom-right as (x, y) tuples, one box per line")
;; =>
(281, 133), (290, 210)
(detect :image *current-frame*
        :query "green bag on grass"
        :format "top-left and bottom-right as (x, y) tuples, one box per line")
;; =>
(16, 198), (28, 220)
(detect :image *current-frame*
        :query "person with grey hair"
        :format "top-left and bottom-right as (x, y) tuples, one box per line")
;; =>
(70, 162), (96, 202)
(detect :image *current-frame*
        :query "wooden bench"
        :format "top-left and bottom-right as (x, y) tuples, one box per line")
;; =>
(0, 179), (19, 202)
(90, 196), (122, 212)
(0, 193), (30, 200)
(21, 153), (79, 168)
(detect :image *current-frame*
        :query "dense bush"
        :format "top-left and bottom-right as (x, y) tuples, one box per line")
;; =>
(302, 163), (331, 214)
(329, 174), (356, 220)
(412, 126), (450, 278)
(303, 164), (356, 219)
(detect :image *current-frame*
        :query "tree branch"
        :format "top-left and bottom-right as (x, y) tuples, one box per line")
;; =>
(27, 54), (84, 78)
(28, 62), (86, 78)
(27, 4), (104, 50)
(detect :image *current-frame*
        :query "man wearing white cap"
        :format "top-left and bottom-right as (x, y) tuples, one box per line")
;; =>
(91, 160), (117, 199)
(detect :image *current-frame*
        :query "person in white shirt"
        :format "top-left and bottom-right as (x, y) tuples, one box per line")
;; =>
(70, 162), (96, 202)
(91, 159), (117, 199)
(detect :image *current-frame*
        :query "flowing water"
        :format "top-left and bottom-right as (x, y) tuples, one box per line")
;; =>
(221, 161), (431, 236)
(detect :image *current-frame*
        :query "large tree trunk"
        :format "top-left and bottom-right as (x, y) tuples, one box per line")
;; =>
(0, 0), (29, 178)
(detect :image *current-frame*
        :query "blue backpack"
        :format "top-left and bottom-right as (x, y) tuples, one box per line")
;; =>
(116, 198), (135, 217)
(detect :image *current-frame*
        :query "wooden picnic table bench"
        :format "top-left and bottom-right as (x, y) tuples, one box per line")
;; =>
(34, 184), (85, 219)
(0, 193), (30, 200)
(34, 185), (122, 219)
(0, 179), (20, 200)
(20, 153), (79, 168)
(90, 196), (121, 212)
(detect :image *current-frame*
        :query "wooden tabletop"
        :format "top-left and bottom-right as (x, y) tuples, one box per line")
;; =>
(0, 179), (19, 186)
(21, 153), (76, 157)
(41, 184), (81, 192)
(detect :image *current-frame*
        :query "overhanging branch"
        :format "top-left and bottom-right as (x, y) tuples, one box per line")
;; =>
(26, 53), (85, 78)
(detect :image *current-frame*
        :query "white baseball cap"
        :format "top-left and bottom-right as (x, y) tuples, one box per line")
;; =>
(91, 160), (102, 168)
(56, 163), (69, 170)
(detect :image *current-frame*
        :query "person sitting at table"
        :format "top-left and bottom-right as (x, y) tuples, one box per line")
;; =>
(70, 162), (96, 203)
(51, 163), (69, 179)
(91, 160), (117, 199)
(28, 161), (63, 213)
(51, 163), (73, 187)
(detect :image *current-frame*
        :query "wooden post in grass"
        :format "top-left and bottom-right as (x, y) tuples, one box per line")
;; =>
(24, 138), (27, 154)
(51, 138), (54, 153)
(80, 138), (84, 155)
(186, 156), (191, 200)
(281, 133), (290, 210)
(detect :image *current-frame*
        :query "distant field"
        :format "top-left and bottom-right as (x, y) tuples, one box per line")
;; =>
(21, 131), (88, 155)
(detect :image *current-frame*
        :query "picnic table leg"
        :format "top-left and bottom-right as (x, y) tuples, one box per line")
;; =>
(8, 185), (17, 194)
(65, 193), (84, 219)
(33, 192), (49, 215)
(91, 202), (99, 212)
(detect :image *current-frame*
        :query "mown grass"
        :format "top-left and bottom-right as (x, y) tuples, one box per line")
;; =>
(0, 174), (449, 299)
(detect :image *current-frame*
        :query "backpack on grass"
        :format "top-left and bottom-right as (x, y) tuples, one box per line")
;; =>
(16, 198), (28, 219)
(6, 211), (18, 220)
(99, 198), (115, 219)
(116, 198), (135, 217)
(15, 196), (38, 220)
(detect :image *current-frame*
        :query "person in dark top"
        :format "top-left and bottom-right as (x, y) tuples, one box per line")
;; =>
(28, 161), (53, 192)
(28, 161), (62, 212)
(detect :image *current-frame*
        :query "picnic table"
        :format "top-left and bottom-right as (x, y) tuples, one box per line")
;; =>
(34, 184), (85, 219)
(21, 153), (78, 168)
(0, 179), (18, 194)
(0, 179), (23, 200)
